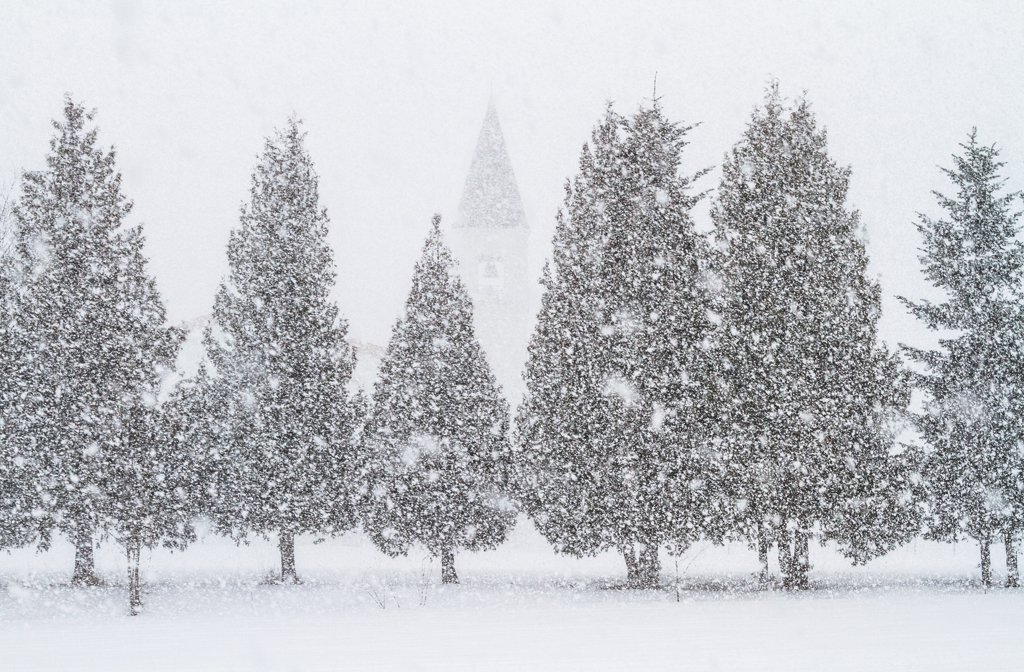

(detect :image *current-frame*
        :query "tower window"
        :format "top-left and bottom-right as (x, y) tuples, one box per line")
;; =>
(479, 258), (504, 303)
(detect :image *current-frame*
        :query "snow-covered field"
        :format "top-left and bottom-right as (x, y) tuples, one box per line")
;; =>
(2, 517), (1021, 671)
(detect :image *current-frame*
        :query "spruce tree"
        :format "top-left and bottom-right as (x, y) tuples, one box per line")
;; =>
(203, 118), (359, 583)
(900, 131), (1024, 588)
(5, 98), (184, 585)
(712, 85), (914, 589)
(515, 101), (723, 589)
(360, 216), (515, 584)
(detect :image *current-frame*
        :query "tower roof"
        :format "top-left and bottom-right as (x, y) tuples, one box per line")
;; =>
(455, 101), (528, 229)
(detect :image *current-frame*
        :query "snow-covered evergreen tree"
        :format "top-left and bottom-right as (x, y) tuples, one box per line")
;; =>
(202, 118), (359, 583)
(900, 131), (1024, 588)
(360, 216), (515, 584)
(4, 98), (184, 585)
(712, 85), (914, 589)
(515, 101), (723, 589)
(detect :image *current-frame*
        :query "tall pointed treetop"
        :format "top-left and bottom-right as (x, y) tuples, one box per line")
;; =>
(201, 117), (359, 583)
(455, 101), (528, 229)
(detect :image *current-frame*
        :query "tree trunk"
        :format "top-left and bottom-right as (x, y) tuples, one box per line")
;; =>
(778, 528), (793, 589)
(980, 536), (992, 588)
(279, 531), (297, 583)
(779, 526), (810, 590)
(72, 522), (97, 586)
(792, 528), (810, 590)
(1006, 532), (1019, 588)
(622, 542), (659, 588)
(757, 524), (771, 588)
(127, 538), (142, 615)
(441, 544), (458, 584)
(639, 544), (660, 588)
(622, 545), (639, 587)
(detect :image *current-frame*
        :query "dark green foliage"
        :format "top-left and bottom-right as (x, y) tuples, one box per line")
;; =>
(515, 101), (722, 588)
(900, 131), (1024, 586)
(713, 85), (914, 588)
(2, 98), (185, 592)
(360, 216), (515, 584)
(200, 118), (359, 581)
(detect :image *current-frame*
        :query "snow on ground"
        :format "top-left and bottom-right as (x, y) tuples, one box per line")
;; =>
(2, 517), (1022, 671)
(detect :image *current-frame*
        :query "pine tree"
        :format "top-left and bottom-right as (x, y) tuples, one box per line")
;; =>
(202, 118), (359, 583)
(360, 216), (515, 585)
(4, 98), (185, 586)
(900, 131), (1024, 588)
(712, 85), (914, 589)
(515, 101), (723, 589)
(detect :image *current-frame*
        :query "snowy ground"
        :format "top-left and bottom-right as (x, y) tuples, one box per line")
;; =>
(2, 517), (1022, 671)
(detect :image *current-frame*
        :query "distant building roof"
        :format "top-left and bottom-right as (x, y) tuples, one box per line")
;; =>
(455, 101), (528, 230)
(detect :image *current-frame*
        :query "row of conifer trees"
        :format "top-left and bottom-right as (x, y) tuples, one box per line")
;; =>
(1, 86), (1022, 615)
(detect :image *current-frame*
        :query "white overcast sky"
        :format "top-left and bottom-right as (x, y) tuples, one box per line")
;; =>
(1, 0), (1022, 351)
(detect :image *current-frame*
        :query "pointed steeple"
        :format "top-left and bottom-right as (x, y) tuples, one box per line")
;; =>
(455, 101), (528, 229)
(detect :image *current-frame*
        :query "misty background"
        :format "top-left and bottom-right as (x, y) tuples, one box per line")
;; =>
(1, 0), (1022, 358)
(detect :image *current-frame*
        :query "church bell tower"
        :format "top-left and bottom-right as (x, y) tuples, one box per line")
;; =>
(449, 101), (531, 406)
